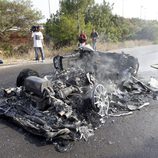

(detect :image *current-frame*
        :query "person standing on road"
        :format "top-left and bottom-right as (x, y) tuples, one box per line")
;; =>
(32, 26), (45, 62)
(90, 29), (99, 50)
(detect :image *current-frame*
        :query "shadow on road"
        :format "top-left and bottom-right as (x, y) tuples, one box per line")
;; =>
(0, 118), (47, 147)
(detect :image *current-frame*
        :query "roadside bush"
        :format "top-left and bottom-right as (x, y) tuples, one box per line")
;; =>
(0, 43), (31, 57)
(0, 43), (14, 57)
(14, 45), (31, 55)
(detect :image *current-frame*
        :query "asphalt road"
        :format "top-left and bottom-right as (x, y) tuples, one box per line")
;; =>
(1, 45), (158, 158)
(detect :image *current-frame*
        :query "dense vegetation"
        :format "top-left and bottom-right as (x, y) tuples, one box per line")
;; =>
(1, 0), (158, 57)
(45, 0), (158, 47)
(0, 0), (43, 56)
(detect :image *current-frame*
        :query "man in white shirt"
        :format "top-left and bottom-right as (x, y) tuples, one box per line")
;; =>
(32, 26), (45, 62)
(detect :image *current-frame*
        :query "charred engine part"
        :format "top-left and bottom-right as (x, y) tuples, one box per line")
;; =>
(58, 86), (79, 99)
(24, 76), (54, 97)
(23, 76), (55, 111)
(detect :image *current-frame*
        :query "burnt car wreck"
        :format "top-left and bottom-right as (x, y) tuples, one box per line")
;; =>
(0, 46), (157, 152)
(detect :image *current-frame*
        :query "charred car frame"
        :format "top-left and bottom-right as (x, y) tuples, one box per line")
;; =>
(1, 46), (151, 152)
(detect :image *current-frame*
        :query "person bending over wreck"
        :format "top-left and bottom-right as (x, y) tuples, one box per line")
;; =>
(32, 26), (45, 62)
(78, 30), (87, 47)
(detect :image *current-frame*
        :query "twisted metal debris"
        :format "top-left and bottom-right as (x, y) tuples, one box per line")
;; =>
(0, 46), (157, 152)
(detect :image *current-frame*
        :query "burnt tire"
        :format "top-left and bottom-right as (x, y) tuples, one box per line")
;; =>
(126, 55), (139, 76)
(132, 62), (139, 76)
(16, 68), (39, 87)
(53, 55), (63, 71)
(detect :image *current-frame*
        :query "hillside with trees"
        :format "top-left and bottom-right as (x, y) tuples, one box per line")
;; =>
(45, 0), (158, 48)
(1, 0), (158, 57)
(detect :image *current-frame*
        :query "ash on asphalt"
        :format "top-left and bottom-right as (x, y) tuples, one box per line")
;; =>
(1, 47), (158, 154)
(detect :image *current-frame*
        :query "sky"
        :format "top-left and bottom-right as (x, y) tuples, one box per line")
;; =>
(32, 0), (158, 22)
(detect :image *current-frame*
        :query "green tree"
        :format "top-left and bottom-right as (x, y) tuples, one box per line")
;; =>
(136, 22), (158, 41)
(85, 1), (116, 41)
(85, 1), (113, 30)
(60, 0), (94, 16)
(46, 14), (79, 47)
(45, 0), (94, 47)
(60, 0), (94, 33)
(46, 0), (158, 47)
(0, 0), (43, 40)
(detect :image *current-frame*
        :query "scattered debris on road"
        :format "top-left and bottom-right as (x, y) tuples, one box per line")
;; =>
(0, 46), (157, 152)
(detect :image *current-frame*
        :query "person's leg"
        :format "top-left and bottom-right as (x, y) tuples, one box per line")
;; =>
(39, 47), (45, 61)
(34, 47), (39, 61)
(94, 41), (96, 50)
(92, 41), (96, 50)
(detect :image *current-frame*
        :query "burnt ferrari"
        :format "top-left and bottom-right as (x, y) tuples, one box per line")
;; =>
(1, 46), (155, 152)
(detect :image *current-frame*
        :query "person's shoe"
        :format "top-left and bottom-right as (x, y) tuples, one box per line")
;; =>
(41, 60), (45, 63)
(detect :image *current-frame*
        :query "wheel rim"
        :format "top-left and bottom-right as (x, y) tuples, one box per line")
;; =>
(92, 84), (109, 116)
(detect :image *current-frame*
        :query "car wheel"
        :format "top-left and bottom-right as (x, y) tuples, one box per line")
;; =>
(16, 68), (39, 87)
(91, 84), (109, 116)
